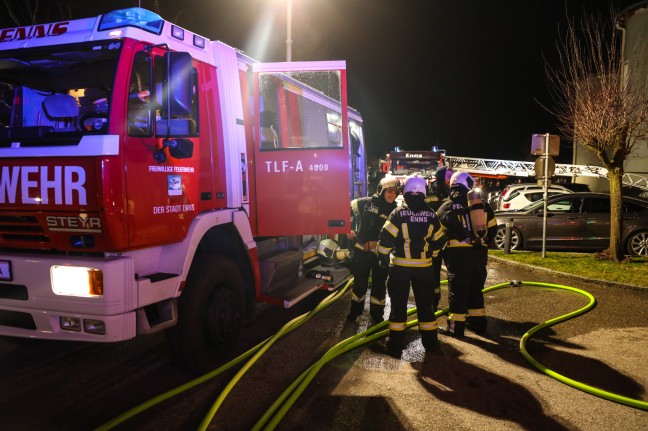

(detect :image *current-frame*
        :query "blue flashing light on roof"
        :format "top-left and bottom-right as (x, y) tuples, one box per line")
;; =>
(98, 8), (164, 35)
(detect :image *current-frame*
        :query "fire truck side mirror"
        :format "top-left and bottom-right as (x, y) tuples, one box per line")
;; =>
(154, 138), (194, 163)
(163, 51), (193, 116)
(168, 138), (193, 159)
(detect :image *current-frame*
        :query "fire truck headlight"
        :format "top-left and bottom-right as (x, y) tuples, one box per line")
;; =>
(83, 319), (106, 335)
(51, 266), (104, 297)
(60, 317), (82, 332)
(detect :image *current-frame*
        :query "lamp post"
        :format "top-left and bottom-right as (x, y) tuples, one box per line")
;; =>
(286, 0), (293, 61)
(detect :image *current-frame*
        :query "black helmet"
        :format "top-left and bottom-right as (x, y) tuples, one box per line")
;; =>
(435, 166), (454, 184)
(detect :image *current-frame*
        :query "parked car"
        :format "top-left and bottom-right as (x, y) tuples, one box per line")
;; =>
(496, 183), (572, 210)
(499, 187), (572, 211)
(493, 192), (648, 256)
(561, 183), (591, 192)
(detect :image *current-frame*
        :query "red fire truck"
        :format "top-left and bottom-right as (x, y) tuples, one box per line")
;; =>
(0, 8), (365, 372)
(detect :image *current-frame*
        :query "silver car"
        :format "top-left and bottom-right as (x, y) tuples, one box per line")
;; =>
(493, 192), (648, 256)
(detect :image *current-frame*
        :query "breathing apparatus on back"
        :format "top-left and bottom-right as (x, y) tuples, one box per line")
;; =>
(449, 171), (487, 239)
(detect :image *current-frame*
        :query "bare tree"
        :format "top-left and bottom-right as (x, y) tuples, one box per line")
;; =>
(545, 7), (648, 262)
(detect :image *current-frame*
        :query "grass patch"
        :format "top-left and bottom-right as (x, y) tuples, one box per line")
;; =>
(489, 250), (648, 287)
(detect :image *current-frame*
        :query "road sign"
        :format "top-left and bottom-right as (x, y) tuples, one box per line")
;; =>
(531, 134), (560, 156)
(534, 155), (555, 178)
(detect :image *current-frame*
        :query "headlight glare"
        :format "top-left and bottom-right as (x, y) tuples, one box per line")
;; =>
(51, 266), (104, 297)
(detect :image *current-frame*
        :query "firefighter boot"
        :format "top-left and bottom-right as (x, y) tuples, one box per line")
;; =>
(347, 300), (364, 322)
(369, 305), (385, 324)
(385, 331), (405, 359)
(438, 319), (465, 338)
(467, 316), (487, 335)
(421, 330), (440, 352)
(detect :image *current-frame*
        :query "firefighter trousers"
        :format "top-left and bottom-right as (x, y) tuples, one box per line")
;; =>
(444, 245), (488, 324)
(386, 265), (438, 352)
(349, 249), (388, 320)
(431, 248), (446, 309)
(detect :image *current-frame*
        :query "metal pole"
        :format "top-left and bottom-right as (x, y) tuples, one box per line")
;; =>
(286, 0), (293, 62)
(542, 133), (549, 258)
(504, 218), (513, 254)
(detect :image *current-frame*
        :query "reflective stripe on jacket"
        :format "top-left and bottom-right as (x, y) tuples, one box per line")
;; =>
(377, 205), (445, 267)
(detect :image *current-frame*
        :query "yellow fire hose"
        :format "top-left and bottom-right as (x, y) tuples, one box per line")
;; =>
(96, 279), (648, 431)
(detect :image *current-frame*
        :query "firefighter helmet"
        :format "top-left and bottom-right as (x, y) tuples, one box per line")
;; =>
(317, 239), (340, 266)
(403, 174), (427, 196)
(377, 176), (401, 195)
(449, 171), (475, 191)
(435, 166), (454, 184)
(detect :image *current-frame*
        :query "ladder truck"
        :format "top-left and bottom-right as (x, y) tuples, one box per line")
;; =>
(0, 8), (366, 372)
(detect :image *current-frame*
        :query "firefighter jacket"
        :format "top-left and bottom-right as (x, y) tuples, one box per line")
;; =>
(376, 203), (445, 267)
(425, 180), (450, 212)
(351, 193), (397, 252)
(437, 188), (497, 249)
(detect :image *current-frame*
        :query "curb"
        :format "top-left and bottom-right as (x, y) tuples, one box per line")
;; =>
(487, 255), (648, 292)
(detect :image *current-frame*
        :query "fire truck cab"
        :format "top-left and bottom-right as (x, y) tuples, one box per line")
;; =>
(0, 8), (365, 372)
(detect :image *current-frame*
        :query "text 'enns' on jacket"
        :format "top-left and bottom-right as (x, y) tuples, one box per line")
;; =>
(376, 205), (445, 267)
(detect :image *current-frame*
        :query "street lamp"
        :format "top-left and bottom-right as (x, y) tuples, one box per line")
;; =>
(286, 0), (293, 61)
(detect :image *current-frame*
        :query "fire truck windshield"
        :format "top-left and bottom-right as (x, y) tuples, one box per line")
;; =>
(0, 42), (121, 144)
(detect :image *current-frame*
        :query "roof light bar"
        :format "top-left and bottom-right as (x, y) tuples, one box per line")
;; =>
(98, 7), (164, 35)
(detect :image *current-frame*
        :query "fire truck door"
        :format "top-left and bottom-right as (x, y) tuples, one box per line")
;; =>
(251, 62), (350, 237)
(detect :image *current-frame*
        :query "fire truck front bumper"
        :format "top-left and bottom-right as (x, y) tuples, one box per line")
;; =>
(0, 253), (138, 342)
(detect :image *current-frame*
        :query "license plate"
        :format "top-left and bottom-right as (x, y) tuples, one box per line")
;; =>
(0, 260), (12, 281)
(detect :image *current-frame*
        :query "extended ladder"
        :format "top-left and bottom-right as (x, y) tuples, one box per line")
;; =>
(445, 155), (648, 192)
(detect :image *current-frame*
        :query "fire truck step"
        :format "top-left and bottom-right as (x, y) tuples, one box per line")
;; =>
(259, 250), (302, 295)
(262, 265), (352, 308)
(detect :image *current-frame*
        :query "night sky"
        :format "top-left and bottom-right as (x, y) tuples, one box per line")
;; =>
(1, 0), (641, 163)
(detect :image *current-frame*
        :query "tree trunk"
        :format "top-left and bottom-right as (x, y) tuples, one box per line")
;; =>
(607, 167), (624, 262)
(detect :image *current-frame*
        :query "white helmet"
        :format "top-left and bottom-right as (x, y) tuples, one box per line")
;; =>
(449, 171), (475, 191)
(377, 176), (401, 195)
(317, 239), (339, 260)
(403, 174), (427, 196)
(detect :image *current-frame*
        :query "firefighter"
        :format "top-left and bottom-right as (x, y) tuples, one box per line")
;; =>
(436, 171), (497, 338)
(425, 166), (454, 309)
(426, 166), (454, 209)
(376, 175), (446, 357)
(347, 176), (401, 323)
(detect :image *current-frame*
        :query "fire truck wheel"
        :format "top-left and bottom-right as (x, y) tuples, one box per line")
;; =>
(166, 255), (245, 374)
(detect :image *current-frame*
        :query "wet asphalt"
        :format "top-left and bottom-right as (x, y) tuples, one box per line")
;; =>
(1, 257), (647, 430)
(263, 257), (648, 431)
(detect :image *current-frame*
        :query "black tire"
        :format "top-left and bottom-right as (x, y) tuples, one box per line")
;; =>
(166, 255), (245, 374)
(494, 226), (521, 250)
(626, 230), (648, 256)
